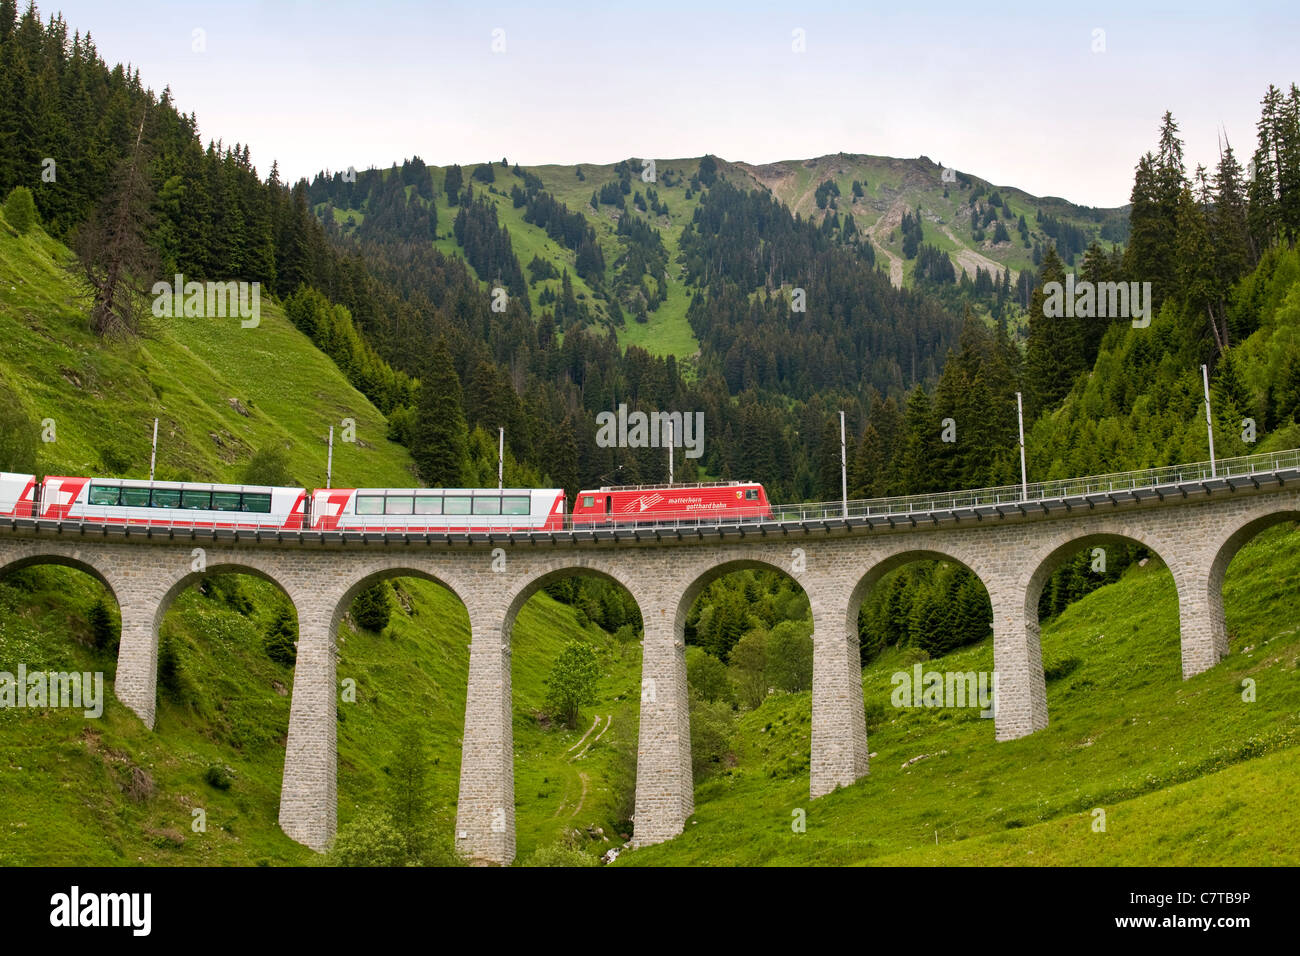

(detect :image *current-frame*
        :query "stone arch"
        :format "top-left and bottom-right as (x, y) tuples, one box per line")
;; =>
(1200, 503), (1300, 667)
(154, 559), (299, 634)
(501, 557), (645, 644)
(846, 544), (994, 645)
(1207, 506), (1300, 604)
(454, 555), (648, 865)
(1022, 528), (1177, 623)
(332, 563), (471, 637)
(0, 550), (121, 610)
(674, 556), (810, 645)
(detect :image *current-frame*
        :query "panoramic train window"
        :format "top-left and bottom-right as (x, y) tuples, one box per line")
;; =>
(502, 496), (530, 515)
(181, 490), (212, 509)
(414, 496), (442, 515)
(121, 487), (151, 507)
(212, 491), (242, 511)
(473, 497), (501, 515)
(241, 493), (272, 513)
(444, 496), (472, 514)
(88, 485), (120, 506)
(385, 496), (414, 515)
(356, 495), (384, 515)
(151, 489), (182, 508)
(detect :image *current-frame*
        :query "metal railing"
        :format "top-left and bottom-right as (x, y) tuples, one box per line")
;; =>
(762, 447), (1300, 526)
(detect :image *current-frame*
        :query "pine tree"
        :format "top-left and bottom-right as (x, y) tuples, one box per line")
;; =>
(72, 109), (156, 338)
(264, 603), (297, 666)
(444, 164), (463, 206)
(384, 721), (430, 862)
(353, 581), (393, 632)
(1023, 245), (1081, 418)
(410, 340), (468, 487)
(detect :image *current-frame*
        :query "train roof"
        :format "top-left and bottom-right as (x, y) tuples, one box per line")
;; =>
(48, 476), (300, 494)
(334, 488), (562, 495)
(581, 481), (760, 493)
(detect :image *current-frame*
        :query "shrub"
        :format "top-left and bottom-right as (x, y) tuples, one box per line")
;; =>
(1044, 656), (1083, 681)
(766, 620), (813, 692)
(158, 634), (187, 699)
(686, 647), (732, 704)
(544, 640), (600, 728)
(353, 581), (393, 632)
(263, 603), (297, 665)
(728, 628), (768, 710)
(242, 443), (294, 486)
(3, 186), (37, 234)
(328, 808), (408, 867)
(689, 697), (735, 778)
(203, 764), (233, 790)
(522, 840), (597, 867)
(88, 599), (118, 652)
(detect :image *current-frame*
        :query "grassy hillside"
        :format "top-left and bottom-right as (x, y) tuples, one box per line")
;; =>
(0, 207), (414, 488)
(619, 524), (1300, 866)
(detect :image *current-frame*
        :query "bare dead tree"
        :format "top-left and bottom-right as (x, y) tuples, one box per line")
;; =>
(70, 109), (157, 338)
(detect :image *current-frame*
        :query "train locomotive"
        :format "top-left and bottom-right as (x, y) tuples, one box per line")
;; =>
(570, 481), (772, 525)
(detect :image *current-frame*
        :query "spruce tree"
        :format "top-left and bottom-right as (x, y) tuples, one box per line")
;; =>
(411, 340), (468, 487)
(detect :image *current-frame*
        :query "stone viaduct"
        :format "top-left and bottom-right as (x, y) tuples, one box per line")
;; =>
(1, 455), (1297, 864)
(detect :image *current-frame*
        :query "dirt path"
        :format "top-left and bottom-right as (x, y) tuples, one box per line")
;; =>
(866, 200), (908, 288)
(566, 714), (600, 754)
(569, 772), (590, 817)
(938, 224), (1017, 282)
(554, 714), (612, 819)
(574, 714), (612, 760)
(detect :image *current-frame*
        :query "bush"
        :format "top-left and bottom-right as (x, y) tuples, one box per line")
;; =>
(766, 620), (813, 692)
(521, 840), (597, 867)
(864, 697), (890, 732)
(686, 647), (732, 704)
(88, 599), (118, 652)
(263, 603), (297, 666)
(157, 634), (187, 700)
(728, 629), (768, 710)
(1044, 656), (1083, 681)
(690, 697), (735, 778)
(352, 581), (393, 632)
(242, 443), (294, 486)
(3, 186), (37, 234)
(201, 574), (253, 615)
(544, 640), (600, 728)
(328, 808), (409, 867)
(203, 764), (233, 790)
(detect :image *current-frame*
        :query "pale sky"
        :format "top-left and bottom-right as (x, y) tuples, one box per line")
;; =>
(42, 0), (1300, 208)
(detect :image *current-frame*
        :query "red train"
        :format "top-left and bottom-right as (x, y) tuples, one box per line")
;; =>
(571, 481), (772, 525)
(1, 471), (770, 531)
